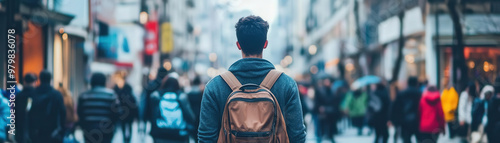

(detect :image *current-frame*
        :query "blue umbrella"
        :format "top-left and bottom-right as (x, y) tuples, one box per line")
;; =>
(332, 80), (347, 93)
(359, 75), (381, 84)
(351, 75), (381, 90)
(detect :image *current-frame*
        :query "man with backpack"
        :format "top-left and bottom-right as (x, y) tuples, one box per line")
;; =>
(198, 15), (306, 143)
(390, 77), (422, 143)
(78, 73), (121, 143)
(28, 70), (66, 143)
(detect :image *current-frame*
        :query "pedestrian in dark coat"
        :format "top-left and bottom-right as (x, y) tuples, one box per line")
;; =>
(15, 73), (37, 143)
(368, 83), (391, 143)
(391, 77), (422, 143)
(486, 78), (500, 143)
(28, 70), (66, 143)
(78, 73), (121, 143)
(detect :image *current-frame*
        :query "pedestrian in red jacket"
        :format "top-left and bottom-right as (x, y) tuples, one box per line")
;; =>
(419, 86), (445, 143)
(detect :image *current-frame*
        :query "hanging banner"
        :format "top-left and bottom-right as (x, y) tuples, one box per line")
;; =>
(161, 22), (174, 53)
(144, 21), (158, 55)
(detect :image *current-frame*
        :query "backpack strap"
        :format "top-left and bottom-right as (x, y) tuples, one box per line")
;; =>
(220, 71), (242, 91)
(260, 70), (283, 89)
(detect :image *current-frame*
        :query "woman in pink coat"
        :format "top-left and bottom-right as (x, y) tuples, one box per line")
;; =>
(419, 86), (445, 143)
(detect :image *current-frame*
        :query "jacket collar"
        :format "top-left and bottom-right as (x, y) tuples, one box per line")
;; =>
(228, 58), (275, 72)
(227, 58), (276, 79)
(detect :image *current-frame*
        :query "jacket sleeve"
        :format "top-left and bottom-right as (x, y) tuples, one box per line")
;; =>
(179, 93), (196, 125)
(77, 95), (83, 126)
(390, 93), (402, 125)
(284, 82), (306, 143)
(111, 93), (122, 122)
(342, 92), (353, 111)
(437, 102), (446, 133)
(458, 92), (468, 123)
(142, 69), (168, 123)
(488, 99), (500, 127)
(55, 92), (67, 135)
(450, 88), (459, 112)
(198, 85), (221, 143)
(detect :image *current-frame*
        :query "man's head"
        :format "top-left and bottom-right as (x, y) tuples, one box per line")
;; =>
(91, 72), (107, 88)
(467, 82), (477, 97)
(235, 15), (269, 57)
(160, 77), (180, 92)
(24, 73), (37, 87)
(407, 76), (418, 87)
(39, 70), (52, 84)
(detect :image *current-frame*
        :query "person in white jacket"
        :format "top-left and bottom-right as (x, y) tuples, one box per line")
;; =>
(458, 83), (477, 140)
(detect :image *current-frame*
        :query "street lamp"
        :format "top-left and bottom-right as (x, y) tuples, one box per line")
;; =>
(308, 45), (317, 55)
(62, 33), (68, 41)
(209, 53), (217, 62)
(140, 11), (148, 24)
(484, 61), (490, 72)
(284, 55), (293, 64)
(468, 61), (475, 69)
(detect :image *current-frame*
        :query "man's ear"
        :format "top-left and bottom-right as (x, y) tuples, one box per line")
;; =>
(236, 42), (242, 50)
(263, 40), (268, 49)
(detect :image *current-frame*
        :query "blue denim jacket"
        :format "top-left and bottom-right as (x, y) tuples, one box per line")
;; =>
(198, 58), (306, 143)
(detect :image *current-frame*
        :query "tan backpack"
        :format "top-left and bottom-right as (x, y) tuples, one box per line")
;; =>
(217, 70), (289, 143)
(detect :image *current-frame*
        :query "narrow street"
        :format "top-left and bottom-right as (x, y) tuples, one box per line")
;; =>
(69, 113), (465, 143)
(3, 0), (500, 143)
(71, 114), (463, 143)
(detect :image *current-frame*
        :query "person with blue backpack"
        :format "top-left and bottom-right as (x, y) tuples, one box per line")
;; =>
(0, 89), (10, 142)
(148, 76), (195, 143)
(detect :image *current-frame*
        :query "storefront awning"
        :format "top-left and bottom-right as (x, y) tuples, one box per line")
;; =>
(436, 35), (500, 47)
(20, 4), (74, 25)
(436, 14), (500, 37)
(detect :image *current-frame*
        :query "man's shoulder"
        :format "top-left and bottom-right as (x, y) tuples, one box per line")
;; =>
(46, 87), (63, 99)
(205, 75), (226, 90)
(206, 72), (296, 87)
(276, 73), (295, 85)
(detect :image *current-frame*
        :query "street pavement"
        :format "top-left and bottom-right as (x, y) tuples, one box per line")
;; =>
(72, 114), (462, 143)
(304, 114), (462, 143)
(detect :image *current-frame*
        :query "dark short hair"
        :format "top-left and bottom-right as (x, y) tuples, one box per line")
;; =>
(24, 73), (37, 84)
(39, 70), (52, 84)
(91, 72), (107, 88)
(407, 76), (418, 87)
(468, 82), (477, 97)
(192, 75), (201, 85)
(160, 77), (180, 92)
(235, 15), (269, 56)
(495, 77), (500, 93)
(376, 83), (386, 90)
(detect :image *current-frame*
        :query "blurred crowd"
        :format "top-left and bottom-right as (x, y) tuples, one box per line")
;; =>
(3, 67), (500, 143)
(296, 73), (500, 143)
(0, 67), (207, 143)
